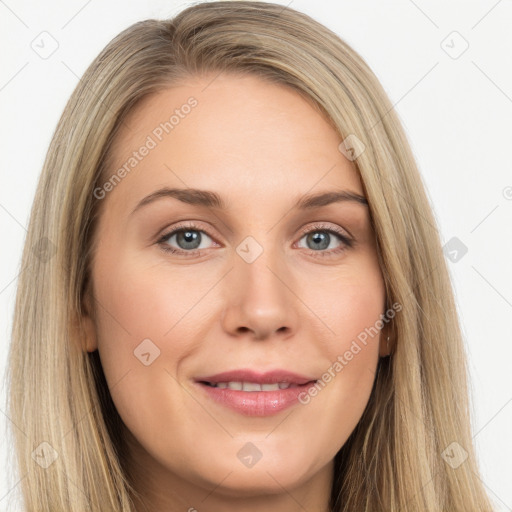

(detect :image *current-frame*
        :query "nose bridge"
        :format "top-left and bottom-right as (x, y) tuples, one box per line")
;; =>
(236, 233), (291, 306)
(221, 232), (299, 339)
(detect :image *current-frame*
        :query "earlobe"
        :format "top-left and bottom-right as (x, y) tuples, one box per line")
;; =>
(379, 329), (393, 357)
(80, 289), (98, 353)
(379, 298), (394, 357)
(81, 314), (98, 353)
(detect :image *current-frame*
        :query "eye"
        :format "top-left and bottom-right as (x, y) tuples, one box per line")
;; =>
(295, 223), (354, 258)
(157, 222), (217, 255)
(157, 222), (354, 258)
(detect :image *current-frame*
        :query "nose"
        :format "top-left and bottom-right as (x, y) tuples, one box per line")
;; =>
(221, 246), (300, 341)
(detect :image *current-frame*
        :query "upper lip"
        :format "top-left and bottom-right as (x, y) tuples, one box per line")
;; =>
(195, 369), (318, 385)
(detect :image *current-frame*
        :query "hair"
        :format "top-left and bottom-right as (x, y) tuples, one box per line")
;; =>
(6, 1), (493, 510)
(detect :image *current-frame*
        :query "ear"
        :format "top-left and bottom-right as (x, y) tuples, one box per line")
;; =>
(379, 324), (393, 357)
(80, 286), (98, 353)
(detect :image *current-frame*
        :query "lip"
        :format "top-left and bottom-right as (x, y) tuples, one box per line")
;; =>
(194, 369), (318, 417)
(195, 369), (317, 385)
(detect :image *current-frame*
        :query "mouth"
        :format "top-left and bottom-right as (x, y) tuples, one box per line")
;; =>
(194, 368), (317, 386)
(194, 369), (319, 416)
(199, 381), (315, 391)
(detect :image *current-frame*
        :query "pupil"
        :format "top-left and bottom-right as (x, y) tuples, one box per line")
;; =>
(309, 232), (329, 250)
(178, 230), (200, 249)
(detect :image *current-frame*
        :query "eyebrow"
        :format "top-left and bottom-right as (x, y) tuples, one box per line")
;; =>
(130, 186), (368, 216)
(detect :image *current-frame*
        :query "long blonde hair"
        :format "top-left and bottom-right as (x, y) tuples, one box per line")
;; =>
(6, 1), (493, 510)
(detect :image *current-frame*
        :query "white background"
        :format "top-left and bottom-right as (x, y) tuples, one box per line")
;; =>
(1, 0), (511, 510)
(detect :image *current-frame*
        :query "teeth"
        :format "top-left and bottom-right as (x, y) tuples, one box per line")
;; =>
(242, 382), (262, 391)
(209, 381), (292, 391)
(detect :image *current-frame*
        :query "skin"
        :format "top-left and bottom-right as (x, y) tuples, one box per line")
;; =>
(82, 72), (389, 512)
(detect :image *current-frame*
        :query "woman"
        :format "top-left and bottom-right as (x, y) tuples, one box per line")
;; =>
(7, 1), (493, 510)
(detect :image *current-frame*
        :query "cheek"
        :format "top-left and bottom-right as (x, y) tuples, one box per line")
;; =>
(91, 254), (199, 443)
(90, 251), (195, 395)
(334, 281), (385, 347)
(301, 259), (384, 436)
(314, 255), (386, 348)
(93, 250), (200, 353)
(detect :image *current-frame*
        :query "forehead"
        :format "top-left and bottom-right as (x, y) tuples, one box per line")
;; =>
(102, 72), (364, 213)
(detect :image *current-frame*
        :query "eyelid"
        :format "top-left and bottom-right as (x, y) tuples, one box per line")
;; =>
(295, 222), (352, 244)
(156, 221), (218, 244)
(156, 220), (354, 256)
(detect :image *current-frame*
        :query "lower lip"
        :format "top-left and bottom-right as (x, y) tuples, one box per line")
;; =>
(196, 381), (317, 416)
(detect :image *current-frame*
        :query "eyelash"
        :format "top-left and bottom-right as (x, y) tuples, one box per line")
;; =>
(156, 222), (354, 259)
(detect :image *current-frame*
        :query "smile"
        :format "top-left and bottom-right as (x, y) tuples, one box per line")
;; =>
(202, 381), (301, 391)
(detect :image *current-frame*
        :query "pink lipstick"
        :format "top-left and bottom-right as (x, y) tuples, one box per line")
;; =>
(194, 369), (318, 416)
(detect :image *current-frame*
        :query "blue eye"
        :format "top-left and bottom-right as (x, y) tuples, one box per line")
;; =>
(296, 226), (353, 256)
(160, 227), (212, 252)
(157, 222), (353, 258)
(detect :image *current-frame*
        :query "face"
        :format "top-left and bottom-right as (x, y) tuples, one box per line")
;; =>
(83, 72), (387, 509)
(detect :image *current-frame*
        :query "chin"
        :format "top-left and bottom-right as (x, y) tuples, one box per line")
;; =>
(201, 469), (305, 498)
(194, 453), (318, 497)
